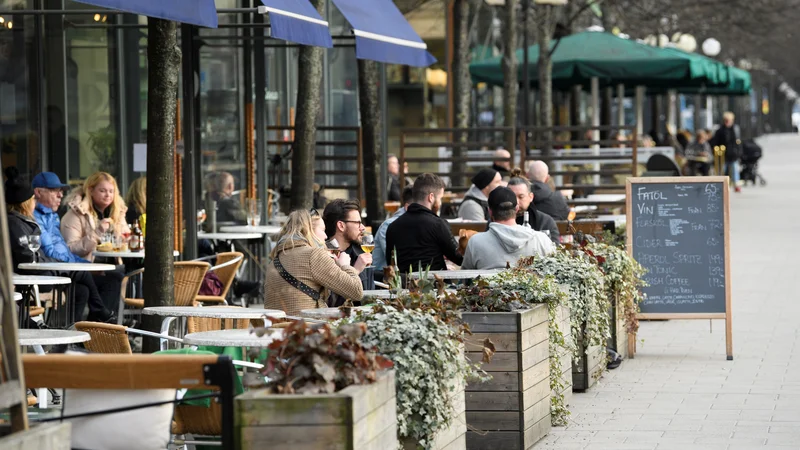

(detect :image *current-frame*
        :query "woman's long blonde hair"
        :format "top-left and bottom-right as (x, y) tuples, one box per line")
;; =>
(7, 196), (35, 218)
(83, 172), (126, 221)
(125, 177), (146, 215)
(269, 210), (325, 259)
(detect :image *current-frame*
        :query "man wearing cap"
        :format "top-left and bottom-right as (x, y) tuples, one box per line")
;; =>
(32, 172), (87, 263)
(458, 168), (503, 221)
(461, 187), (555, 270)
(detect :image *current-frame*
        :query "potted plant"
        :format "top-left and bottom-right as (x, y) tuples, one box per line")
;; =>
(519, 249), (609, 392)
(456, 268), (573, 445)
(236, 321), (398, 450)
(341, 305), (480, 450)
(589, 241), (646, 359)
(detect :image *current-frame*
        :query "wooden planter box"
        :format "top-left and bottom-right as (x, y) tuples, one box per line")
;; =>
(571, 325), (606, 392)
(608, 292), (628, 359)
(461, 305), (551, 450)
(0, 423), (71, 450)
(401, 377), (466, 450)
(236, 371), (398, 450)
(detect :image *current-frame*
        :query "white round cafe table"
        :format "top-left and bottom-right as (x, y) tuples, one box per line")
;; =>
(361, 289), (457, 299)
(142, 306), (285, 320)
(18, 262), (116, 272)
(18, 329), (90, 347)
(219, 225), (281, 236)
(12, 275), (72, 286)
(94, 250), (180, 259)
(198, 232), (261, 241)
(183, 328), (285, 347)
(409, 269), (503, 280)
(299, 306), (375, 321)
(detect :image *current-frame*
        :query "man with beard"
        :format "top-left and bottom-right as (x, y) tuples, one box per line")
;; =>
(386, 173), (463, 273)
(322, 199), (373, 275)
(506, 172), (560, 244)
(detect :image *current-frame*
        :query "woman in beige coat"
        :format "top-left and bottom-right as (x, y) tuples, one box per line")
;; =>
(61, 172), (130, 260)
(265, 209), (362, 315)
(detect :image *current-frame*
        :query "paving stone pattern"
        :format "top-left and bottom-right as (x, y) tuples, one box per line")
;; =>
(535, 134), (800, 450)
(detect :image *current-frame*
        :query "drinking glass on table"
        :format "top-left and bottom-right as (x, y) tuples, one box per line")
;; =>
(27, 235), (41, 263)
(246, 199), (262, 227)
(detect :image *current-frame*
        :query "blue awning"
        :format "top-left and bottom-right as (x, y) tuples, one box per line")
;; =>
(73, 0), (219, 28)
(330, 0), (436, 67)
(258, 0), (333, 48)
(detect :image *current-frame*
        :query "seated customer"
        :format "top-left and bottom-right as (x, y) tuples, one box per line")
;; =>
(125, 176), (146, 225)
(265, 210), (362, 316)
(526, 161), (570, 220)
(322, 199), (372, 275)
(386, 173), (463, 273)
(458, 168), (502, 221)
(373, 185), (413, 270)
(204, 171), (247, 224)
(461, 187), (555, 270)
(506, 170), (560, 244)
(5, 167), (115, 323)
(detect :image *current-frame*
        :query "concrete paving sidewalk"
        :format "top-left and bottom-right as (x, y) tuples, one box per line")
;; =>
(536, 134), (800, 450)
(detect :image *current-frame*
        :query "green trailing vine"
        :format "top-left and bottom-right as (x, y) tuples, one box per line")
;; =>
(456, 269), (575, 426)
(589, 242), (647, 337)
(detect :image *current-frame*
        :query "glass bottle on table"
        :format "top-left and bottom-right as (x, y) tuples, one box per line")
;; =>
(522, 211), (532, 229)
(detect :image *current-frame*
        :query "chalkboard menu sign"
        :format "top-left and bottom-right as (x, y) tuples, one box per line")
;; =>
(626, 177), (732, 359)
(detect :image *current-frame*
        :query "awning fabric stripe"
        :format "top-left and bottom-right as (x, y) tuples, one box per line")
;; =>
(331, 0), (436, 67)
(73, 0), (219, 28)
(258, 0), (333, 48)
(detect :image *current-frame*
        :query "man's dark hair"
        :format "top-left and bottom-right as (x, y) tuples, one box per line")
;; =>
(492, 207), (517, 221)
(507, 177), (531, 193)
(401, 185), (414, 205)
(322, 198), (360, 239)
(411, 173), (445, 203)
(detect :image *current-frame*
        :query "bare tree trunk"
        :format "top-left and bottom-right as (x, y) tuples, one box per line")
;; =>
(290, 0), (325, 210)
(358, 60), (382, 222)
(601, 86), (613, 139)
(502, 0), (519, 151)
(452, 0), (470, 188)
(536, 4), (554, 156)
(143, 18), (180, 353)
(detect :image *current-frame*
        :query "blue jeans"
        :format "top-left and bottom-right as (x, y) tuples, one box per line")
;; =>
(724, 161), (740, 185)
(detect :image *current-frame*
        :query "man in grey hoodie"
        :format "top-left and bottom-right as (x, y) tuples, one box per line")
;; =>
(458, 168), (503, 221)
(461, 187), (555, 270)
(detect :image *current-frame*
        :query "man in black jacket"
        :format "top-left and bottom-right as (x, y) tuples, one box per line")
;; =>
(386, 173), (463, 273)
(507, 176), (560, 244)
(709, 111), (742, 193)
(527, 161), (571, 220)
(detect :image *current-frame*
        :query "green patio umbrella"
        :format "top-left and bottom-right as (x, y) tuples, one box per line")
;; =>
(469, 31), (730, 90)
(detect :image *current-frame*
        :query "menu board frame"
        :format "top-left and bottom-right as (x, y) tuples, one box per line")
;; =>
(626, 176), (732, 360)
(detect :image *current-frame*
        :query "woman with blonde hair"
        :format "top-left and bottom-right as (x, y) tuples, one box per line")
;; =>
(265, 209), (362, 315)
(61, 172), (130, 260)
(125, 177), (146, 225)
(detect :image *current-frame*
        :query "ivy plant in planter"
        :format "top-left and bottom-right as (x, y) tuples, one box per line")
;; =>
(236, 321), (398, 450)
(457, 269), (574, 431)
(519, 249), (609, 392)
(340, 306), (481, 450)
(589, 241), (647, 358)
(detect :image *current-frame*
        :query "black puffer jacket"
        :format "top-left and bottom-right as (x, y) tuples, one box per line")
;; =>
(7, 211), (58, 276)
(531, 181), (570, 221)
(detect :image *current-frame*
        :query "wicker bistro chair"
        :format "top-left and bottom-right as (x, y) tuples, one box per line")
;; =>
(75, 321), (187, 354)
(194, 252), (244, 306)
(118, 262), (211, 319)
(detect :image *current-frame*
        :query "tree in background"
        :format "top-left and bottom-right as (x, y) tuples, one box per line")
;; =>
(358, 60), (382, 223)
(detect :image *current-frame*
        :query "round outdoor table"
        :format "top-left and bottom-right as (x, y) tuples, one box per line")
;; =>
(183, 328), (285, 347)
(143, 306), (286, 339)
(197, 232), (261, 241)
(219, 225), (281, 236)
(19, 329), (90, 409)
(94, 250), (180, 259)
(299, 306), (375, 321)
(409, 269), (503, 280)
(361, 289), (457, 299)
(12, 275), (72, 329)
(19, 263), (114, 328)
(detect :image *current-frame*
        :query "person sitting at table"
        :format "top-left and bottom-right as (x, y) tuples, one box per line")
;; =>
(461, 187), (555, 270)
(458, 168), (503, 221)
(526, 161), (571, 220)
(32, 171), (86, 263)
(322, 198), (372, 277)
(685, 130), (712, 176)
(386, 173), (463, 273)
(373, 185), (413, 270)
(5, 167), (116, 323)
(492, 148), (512, 177)
(265, 209), (362, 316)
(61, 172), (130, 260)
(204, 171), (247, 224)
(506, 170), (560, 244)
(125, 176), (146, 226)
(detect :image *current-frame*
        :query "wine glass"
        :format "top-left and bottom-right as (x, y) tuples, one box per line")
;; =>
(326, 238), (341, 257)
(27, 235), (41, 263)
(361, 234), (375, 266)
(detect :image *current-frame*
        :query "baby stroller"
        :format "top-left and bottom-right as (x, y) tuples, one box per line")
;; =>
(740, 140), (766, 186)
